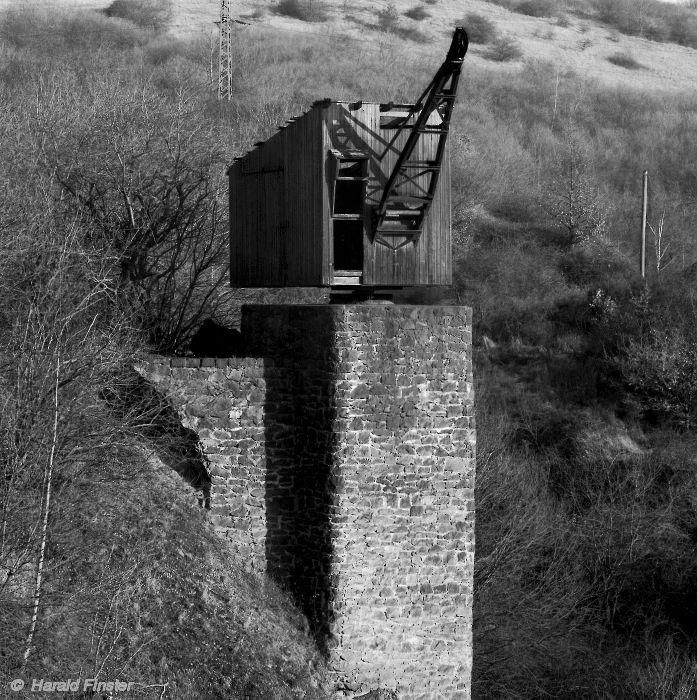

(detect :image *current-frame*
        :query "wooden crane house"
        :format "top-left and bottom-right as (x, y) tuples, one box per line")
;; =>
(228, 28), (468, 294)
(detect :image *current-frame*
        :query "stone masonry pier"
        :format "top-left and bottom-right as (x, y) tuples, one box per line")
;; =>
(140, 304), (475, 699)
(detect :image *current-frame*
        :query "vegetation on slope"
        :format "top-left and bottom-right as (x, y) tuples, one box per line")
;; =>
(2, 1), (697, 697)
(482, 0), (697, 49)
(440, 46), (697, 700)
(0, 7), (329, 697)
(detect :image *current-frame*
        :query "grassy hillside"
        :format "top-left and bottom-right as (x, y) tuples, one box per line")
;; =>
(5, 0), (697, 92)
(11, 452), (329, 698)
(2, 1), (697, 697)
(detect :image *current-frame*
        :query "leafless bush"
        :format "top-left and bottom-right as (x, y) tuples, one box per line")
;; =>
(619, 324), (697, 427)
(484, 34), (523, 61)
(0, 209), (151, 676)
(607, 51), (644, 70)
(404, 6), (430, 21)
(37, 81), (230, 353)
(104, 0), (172, 31)
(515, 0), (555, 17)
(594, 0), (697, 48)
(275, 0), (330, 22)
(377, 2), (400, 32)
(539, 128), (609, 246)
(630, 637), (697, 699)
(461, 13), (497, 44)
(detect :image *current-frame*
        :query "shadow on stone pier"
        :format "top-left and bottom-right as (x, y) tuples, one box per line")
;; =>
(243, 306), (338, 656)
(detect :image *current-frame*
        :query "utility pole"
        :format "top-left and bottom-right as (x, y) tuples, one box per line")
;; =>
(640, 169), (648, 279)
(218, 0), (232, 100)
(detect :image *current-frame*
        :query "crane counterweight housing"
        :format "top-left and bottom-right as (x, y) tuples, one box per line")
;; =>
(228, 27), (468, 290)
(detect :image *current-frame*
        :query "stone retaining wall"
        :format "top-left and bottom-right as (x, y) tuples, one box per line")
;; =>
(140, 355), (268, 565)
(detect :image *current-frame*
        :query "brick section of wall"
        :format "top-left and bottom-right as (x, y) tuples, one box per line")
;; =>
(140, 303), (475, 700)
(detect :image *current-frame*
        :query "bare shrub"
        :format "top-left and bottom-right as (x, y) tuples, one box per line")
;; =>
(104, 0), (172, 31)
(594, 0), (697, 48)
(145, 36), (188, 64)
(36, 78), (231, 353)
(484, 34), (523, 61)
(643, 17), (671, 42)
(606, 52), (644, 70)
(275, 0), (330, 22)
(404, 6), (430, 21)
(377, 2), (400, 32)
(665, 12), (697, 47)
(539, 129), (608, 246)
(374, 3), (428, 42)
(594, 0), (638, 33)
(620, 325), (697, 427)
(480, 0), (516, 8)
(462, 13), (497, 44)
(630, 637), (697, 699)
(515, 0), (555, 18)
(395, 25), (429, 43)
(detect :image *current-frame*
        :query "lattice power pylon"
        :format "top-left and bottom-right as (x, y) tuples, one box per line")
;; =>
(218, 0), (232, 100)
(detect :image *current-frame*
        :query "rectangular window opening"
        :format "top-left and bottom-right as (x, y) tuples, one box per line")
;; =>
(334, 180), (364, 216)
(337, 159), (366, 178)
(380, 111), (413, 129)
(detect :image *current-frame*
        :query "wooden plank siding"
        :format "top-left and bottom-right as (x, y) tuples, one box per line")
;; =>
(229, 106), (324, 287)
(229, 101), (451, 288)
(282, 107), (324, 286)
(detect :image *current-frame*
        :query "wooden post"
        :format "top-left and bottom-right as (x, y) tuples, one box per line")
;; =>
(641, 170), (648, 279)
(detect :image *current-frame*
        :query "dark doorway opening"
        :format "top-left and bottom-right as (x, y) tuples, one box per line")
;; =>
(333, 220), (364, 271)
